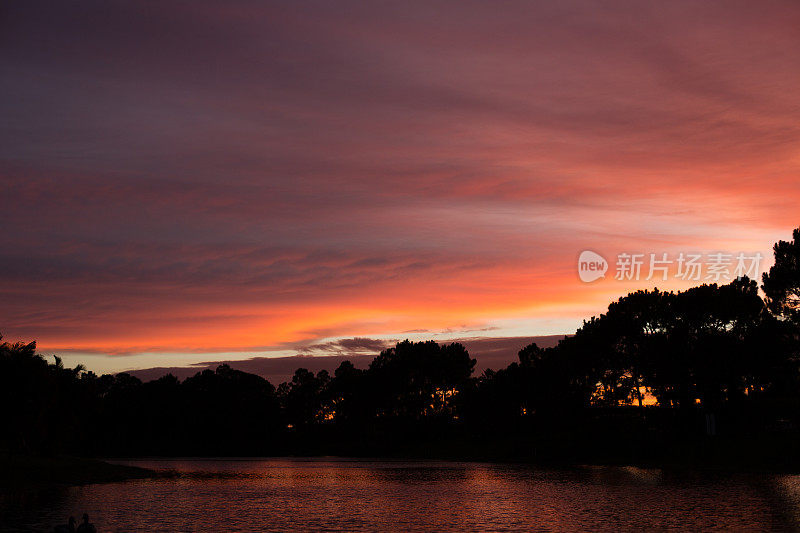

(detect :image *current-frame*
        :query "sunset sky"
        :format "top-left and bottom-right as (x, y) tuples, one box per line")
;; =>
(2, 1), (799, 375)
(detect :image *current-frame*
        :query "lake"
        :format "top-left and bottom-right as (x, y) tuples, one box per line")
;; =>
(4, 458), (800, 531)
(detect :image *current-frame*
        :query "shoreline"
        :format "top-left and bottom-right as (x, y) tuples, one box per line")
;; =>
(0, 452), (155, 487)
(105, 450), (800, 476)
(6, 441), (800, 489)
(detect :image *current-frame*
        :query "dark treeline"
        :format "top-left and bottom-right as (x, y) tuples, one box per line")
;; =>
(3, 228), (800, 466)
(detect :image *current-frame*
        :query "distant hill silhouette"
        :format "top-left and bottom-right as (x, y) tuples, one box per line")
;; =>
(126, 335), (566, 384)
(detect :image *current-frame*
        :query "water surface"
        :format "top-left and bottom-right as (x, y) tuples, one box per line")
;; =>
(4, 458), (800, 531)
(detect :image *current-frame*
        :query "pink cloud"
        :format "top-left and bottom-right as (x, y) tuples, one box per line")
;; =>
(1, 1), (799, 362)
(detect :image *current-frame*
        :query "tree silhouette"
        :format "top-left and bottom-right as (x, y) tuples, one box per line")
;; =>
(368, 340), (475, 419)
(763, 228), (800, 325)
(3, 226), (800, 463)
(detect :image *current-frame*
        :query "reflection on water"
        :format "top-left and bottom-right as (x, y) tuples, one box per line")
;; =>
(3, 458), (800, 531)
